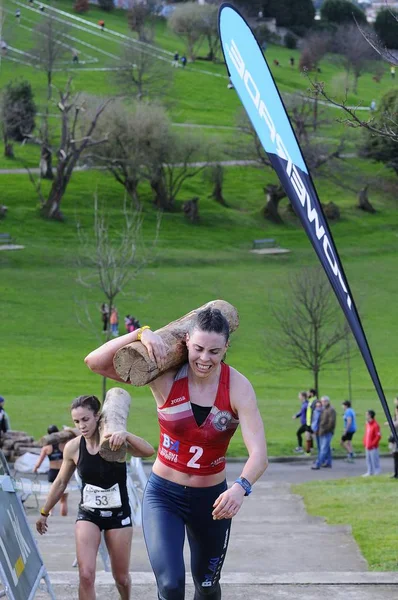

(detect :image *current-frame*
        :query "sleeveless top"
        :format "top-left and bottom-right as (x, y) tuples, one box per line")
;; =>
(156, 362), (240, 475)
(48, 443), (63, 462)
(77, 436), (129, 509)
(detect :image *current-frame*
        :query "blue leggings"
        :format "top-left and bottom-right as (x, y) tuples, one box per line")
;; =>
(142, 473), (231, 600)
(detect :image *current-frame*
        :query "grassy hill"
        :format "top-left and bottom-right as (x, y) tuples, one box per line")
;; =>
(1, 1), (398, 456)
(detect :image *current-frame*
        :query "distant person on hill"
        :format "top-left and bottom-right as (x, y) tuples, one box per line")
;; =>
(292, 391), (308, 453)
(311, 396), (336, 470)
(273, 59), (280, 67)
(340, 400), (356, 463)
(1, 40), (8, 55)
(33, 425), (69, 516)
(362, 410), (381, 476)
(310, 399), (322, 454)
(100, 302), (109, 333)
(172, 51), (179, 67)
(289, 56), (295, 67)
(390, 65), (395, 79)
(98, 19), (105, 31)
(110, 306), (119, 337)
(72, 49), (79, 64)
(180, 55), (187, 68)
(370, 99), (376, 112)
(39, 4), (45, 12)
(15, 9), (21, 21)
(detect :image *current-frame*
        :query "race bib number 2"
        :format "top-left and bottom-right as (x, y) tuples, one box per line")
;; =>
(82, 483), (122, 509)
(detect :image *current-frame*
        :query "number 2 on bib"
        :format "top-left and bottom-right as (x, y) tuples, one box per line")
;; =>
(187, 445), (203, 469)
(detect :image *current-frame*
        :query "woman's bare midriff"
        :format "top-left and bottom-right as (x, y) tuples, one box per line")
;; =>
(152, 458), (227, 487)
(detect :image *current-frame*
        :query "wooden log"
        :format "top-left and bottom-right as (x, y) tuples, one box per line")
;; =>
(14, 446), (42, 456)
(114, 299), (239, 386)
(99, 387), (131, 463)
(39, 429), (77, 447)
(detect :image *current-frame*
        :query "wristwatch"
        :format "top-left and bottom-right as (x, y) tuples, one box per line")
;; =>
(234, 477), (252, 496)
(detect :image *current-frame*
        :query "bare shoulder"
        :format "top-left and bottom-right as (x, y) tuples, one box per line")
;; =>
(229, 366), (256, 411)
(149, 368), (178, 405)
(63, 435), (81, 462)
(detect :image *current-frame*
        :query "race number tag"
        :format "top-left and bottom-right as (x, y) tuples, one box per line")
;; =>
(82, 483), (122, 509)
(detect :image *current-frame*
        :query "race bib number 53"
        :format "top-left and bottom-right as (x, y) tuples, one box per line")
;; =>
(82, 483), (122, 509)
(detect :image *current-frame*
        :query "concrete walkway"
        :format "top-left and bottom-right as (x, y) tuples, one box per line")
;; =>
(25, 457), (398, 599)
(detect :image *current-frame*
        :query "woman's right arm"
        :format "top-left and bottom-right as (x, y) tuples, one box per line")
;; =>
(33, 446), (49, 473)
(84, 328), (168, 381)
(36, 440), (77, 535)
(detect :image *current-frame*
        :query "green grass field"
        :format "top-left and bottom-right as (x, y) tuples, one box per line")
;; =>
(1, 1), (398, 456)
(293, 476), (398, 571)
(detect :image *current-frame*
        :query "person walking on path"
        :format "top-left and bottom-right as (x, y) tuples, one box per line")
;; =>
(311, 396), (336, 470)
(304, 388), (318, 454)
(311, 399), (322, 457)
(36, 394), (154, 600)
(340, 400), (357, 462)
(362, 409), (381, 476)
(100, 303), (109, 333)
(33, 425), (69, 516)
(84, 306), (268, 600)
(292, 391), (308, 453)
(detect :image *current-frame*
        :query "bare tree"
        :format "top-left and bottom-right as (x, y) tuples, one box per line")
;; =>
(91, 101), (170, 209)
(31, 13), (71, 179)
(76, 194), (160, 399)
(299, 31), (331, 130)
(332, 25), (379, 95)
(27, 80), (111, 220)
(114, 39), (173, 100)
(148, 130), (209, 210)
(168, 2), (206, 61)
(269, 267), (352, 393)
(234, 97), (345, 223)
(199, 4), (220, 62)
(127, 2), (155, 43)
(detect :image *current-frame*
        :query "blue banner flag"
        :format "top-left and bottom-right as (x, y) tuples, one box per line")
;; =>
(218, 3), (398, 442)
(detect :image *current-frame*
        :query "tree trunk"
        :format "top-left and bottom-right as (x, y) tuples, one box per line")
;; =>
(40, 145), (54, 180)
(125, 177), (141, 210)
(4, 141), (14, 158)
(263, 184), (285, 223)
(41, 171), (68, 220)
(210, 165), (228, 206)
(99, 387), (131, 462)
(151, 172), (173, 210)
(114, 299), (239, 386)
(357, 185), (376, 213)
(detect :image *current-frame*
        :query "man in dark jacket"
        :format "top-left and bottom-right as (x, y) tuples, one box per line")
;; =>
(312, 396), (336, 470)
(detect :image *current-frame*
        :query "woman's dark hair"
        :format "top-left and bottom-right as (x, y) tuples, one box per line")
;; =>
(342, 400), (351, 408)
(368, 409), (376, 419)
(47, 424), (59, 435)
(189, 307), (230, 341)
(70, 394), (101, 414)
(299, 391), (308, 399)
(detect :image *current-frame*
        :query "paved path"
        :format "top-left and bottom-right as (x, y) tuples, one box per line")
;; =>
(23, 457), (398, 599)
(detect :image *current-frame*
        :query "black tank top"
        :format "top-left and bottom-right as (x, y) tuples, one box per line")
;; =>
(48, 443), (63, 462)
(77, 436), (129, 508)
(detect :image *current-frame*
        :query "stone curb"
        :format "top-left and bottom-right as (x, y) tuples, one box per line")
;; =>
(44, 572), (398, 585)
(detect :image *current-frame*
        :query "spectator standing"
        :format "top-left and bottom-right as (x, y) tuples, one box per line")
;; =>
(1, 40), (7, 55)
(305, 388), (318, 454)
(340, 400), (357, 462)
(33, 425), (69, 516)
(370, 100), (376, 112)
(180, 55), (187, 68)
(72, 49), (79, 64)
(110, 306), (119, 337)
(311, 396), (336, 469)
(385, 397), (398, 479)
(292, 391), (308, 453)
(363, 410), (381, 476)
(289, 56), (295, 67)
(15, 9), (21, 22)
(98, 20), (105, 31)
(390, 65), (395, 79)
(311, 399), (322, 454)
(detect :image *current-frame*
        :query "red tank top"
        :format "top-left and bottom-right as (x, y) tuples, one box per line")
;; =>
(156, 362), (239, 475)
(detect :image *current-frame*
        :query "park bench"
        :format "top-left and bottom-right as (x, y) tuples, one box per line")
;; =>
(252, 238), (276, 249)
(0, 232), (13, 244)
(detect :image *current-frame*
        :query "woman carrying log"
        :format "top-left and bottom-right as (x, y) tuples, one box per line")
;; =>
(85, 305), (268, 600)
(33, 424), (69, 516)
(36, 394), (155, 600)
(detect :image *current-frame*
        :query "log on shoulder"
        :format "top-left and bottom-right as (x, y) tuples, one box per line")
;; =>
(113, 299), (239, 386)
(99, 387), (131, 463)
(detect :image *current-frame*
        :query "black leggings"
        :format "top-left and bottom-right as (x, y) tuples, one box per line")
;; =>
(142, 473), (231, 600)
(297, 424), (307, 447)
